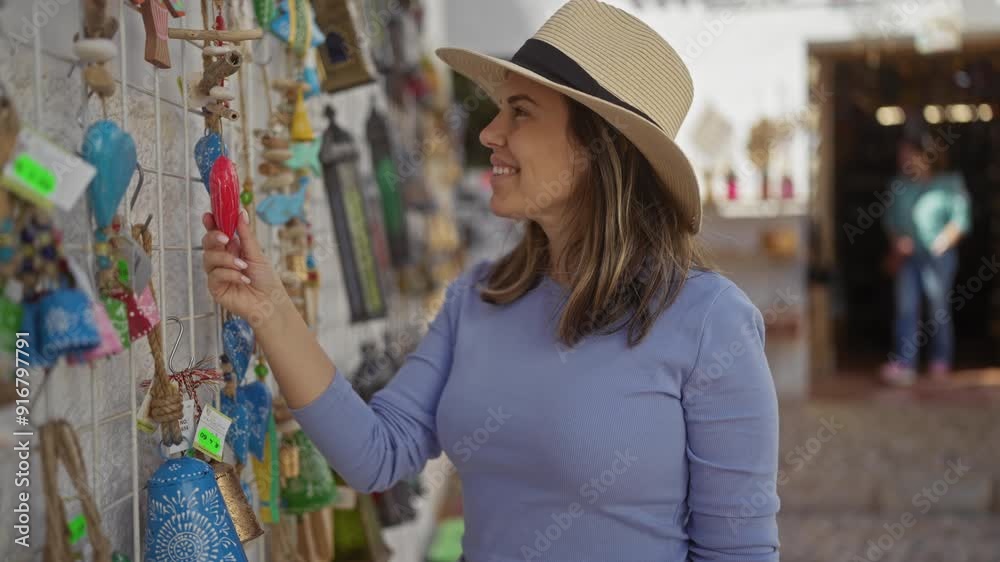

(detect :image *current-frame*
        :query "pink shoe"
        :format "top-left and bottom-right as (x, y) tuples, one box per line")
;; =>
(880, 361), (916, 386)
(928, 361), (951, 382)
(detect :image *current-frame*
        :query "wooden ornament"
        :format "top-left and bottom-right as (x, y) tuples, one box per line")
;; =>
(83, 0), (119, 40)
(73, 38), (118, 63)
(206, 102), (239, 122)
(204, 45), (233, 56)
(261, 133), (290, 149)
(198, 51), (243, 96)
(262, 173), (295, 190)
(209, 86), (236, 101)
(83, 65), (116, 98)
(263, 149), (293, 163)
(258, 161), (287, 176)
(140, 0), (172, 69)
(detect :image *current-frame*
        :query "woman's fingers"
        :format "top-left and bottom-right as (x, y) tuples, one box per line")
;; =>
(201, 228), (230, 252)
(208, 266), (252, 289)
(234, 209), (265, 261)
(203, 250), (249, 273)
(202, 212), (216, 231)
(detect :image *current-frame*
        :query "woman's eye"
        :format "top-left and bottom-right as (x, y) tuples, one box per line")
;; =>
(512, 106), (528, 118)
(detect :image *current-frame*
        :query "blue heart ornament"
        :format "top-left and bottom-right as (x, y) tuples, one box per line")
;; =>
(222, 317), (255, 383)
(194, 133), (229, 193)
(83, 121), (137, 229)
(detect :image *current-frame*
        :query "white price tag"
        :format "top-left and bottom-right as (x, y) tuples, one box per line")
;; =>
(165, 399), (196, 455)
(136, 386), (156, 434)
(193, 405), (231, 462)
(0, 128), (96, 211)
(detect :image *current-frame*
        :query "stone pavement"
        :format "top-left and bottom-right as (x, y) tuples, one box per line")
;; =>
(776, 383), (1000, 562)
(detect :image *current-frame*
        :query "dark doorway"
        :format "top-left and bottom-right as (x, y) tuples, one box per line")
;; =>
(830, 47), (1000, 371)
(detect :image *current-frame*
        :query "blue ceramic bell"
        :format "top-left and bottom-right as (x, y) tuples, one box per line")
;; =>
(222, 317), (254, 383)
(144, 456), (248, 562)
(255, 181), (306, 226)
(195, 132), (229, 193)
(18, 301), (55, 368)
(37, 288), (101, 361)
(240, 381), (272, 461)
(83, 121), (137, 229)
(221, 392), (251, 466)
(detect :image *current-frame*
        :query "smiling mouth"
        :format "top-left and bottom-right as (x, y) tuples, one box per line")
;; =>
(492, 166), (520, 177)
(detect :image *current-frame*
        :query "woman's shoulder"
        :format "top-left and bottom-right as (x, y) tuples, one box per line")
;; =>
(655, 269), (761, 334)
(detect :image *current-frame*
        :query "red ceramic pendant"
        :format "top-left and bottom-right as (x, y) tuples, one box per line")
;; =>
(210, 155), (241, 238)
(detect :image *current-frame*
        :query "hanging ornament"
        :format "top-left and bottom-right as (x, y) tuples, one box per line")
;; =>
(220, 357), (251, 466)
(222, 316), (255, 383)
(241, 379), (272, 461)
(254, 0), (277, 27)
(270, 0), (324, 56)
(252, 413), (281, 524)
(213, 461), (265, 543)
(256, 179), (306, 226)
(210, 156), (241, 238)
(280, 429), (338, 514)
(366, 103), (409, 268)
(313, 0), (377, 93)
(78, 0), (120, 103)
(726, 169), (739, 201)
(289, 89), (314, 142)
(194, 132), (230, 192)
(40, 420), (113, 562)
(285, 138), (322, 176)
(140, 0), (181, 69)
(320, 106), (386, 322)
(83, 121), (137, 230)
(144, 456), (248, 562)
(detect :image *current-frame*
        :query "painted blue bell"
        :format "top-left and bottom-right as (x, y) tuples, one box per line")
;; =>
(194, 132), (229, 193)
(83, 120), (137, 230)
(37, 288), (101, 361)
(144, 456), (248, 562)
(222, 317), (254, 383)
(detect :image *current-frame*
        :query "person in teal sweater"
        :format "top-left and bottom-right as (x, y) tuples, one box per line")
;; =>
(881, 136), (972, 385)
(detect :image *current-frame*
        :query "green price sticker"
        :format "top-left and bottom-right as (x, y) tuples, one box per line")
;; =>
(196, 428), (222, 457)
(12, 154), (56, 196)
(116, 259), (130, 285)
(67, 514), (87, 545)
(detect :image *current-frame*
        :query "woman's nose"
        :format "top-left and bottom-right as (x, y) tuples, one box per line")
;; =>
(479, 113), (506, 149)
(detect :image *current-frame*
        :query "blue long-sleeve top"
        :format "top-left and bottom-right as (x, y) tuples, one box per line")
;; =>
(292, 261), (781, 562)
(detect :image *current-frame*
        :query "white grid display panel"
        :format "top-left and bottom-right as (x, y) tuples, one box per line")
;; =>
(0, 2), (401, 560)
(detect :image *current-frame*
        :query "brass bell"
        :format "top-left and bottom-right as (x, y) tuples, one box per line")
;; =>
(213, 461), (265, 544)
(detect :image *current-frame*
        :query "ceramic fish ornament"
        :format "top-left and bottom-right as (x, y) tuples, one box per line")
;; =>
(194, 132), (229, 193)
(222, 317), (254, 383)
(209, 156), (240, 238)
(83, 121), (137, 229)
(255, 181), (306, 226)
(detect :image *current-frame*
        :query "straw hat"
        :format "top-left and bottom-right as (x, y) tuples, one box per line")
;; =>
(436, 0), (701, 233)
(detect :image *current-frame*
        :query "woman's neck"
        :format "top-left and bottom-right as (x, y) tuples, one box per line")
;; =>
(537, 219), (571, 286)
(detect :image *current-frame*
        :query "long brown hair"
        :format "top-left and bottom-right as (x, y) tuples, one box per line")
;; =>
(481, 99), (712, 347)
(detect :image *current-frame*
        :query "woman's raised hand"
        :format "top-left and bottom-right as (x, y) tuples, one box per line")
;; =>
(201, 210), (284, 323)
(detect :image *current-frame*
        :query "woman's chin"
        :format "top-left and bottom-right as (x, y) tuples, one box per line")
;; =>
(489, 195), (515, 219)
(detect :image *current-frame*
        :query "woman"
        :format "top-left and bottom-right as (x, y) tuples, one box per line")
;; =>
(881, 134), (971, 386)
(201, 1), (780, 560)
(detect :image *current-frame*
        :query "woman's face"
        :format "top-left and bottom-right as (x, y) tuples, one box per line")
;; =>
(898, 142), (928, 177)
(479, 74), (584, 222)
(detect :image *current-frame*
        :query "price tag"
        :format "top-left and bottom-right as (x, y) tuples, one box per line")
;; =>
(165, 399), (196, 455)
(136, 386), (156, 434)
(0, 128), (96, 211)
(193, 405), (231, 462)
(332, 486), (357, 510)
(67, 514), (87, 544)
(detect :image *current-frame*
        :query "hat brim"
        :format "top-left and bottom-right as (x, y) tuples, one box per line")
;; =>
(436, 47), (702, 233)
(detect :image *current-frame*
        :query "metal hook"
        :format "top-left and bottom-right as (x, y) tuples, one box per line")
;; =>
(76, 90), (95, 129)
(129, 162), (145, 210)
(165, 316), (193, 373)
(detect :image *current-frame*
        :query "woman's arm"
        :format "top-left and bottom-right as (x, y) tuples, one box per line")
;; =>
(201, 211), (476, 492)
(681, 285), (780, 562)
(929, 175), (972, 256)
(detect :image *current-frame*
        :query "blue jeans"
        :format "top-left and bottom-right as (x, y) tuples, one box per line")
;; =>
(893, 248), (959, 367)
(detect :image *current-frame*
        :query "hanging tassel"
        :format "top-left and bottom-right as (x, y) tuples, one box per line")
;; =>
(133, 224), (184, 446)
(41, 420), (112, 562)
